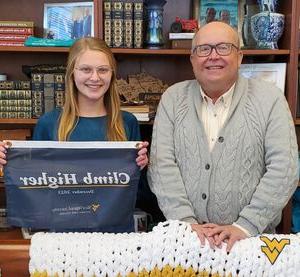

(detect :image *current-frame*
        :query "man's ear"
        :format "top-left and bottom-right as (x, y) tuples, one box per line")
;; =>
(238, 50), (243, 67)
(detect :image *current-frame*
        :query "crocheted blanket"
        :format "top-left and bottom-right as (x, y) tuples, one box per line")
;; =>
(29, 220), (300, 277)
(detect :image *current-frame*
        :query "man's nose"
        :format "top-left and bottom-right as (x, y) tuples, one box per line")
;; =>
(209, 47), (220, 59)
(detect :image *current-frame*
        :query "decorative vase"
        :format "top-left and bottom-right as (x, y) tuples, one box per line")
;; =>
(250, 11), (284, 49)
(257, 0), (279, 12)
(242, 0), (260, 48)
(145, 0), (167, 48)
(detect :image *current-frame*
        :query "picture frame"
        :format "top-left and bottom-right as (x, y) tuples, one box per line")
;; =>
(296, 66), (300, 117)
(43, 2), (94, 40)
(198, 0), (239, 29)
(239, 63), (287, 93)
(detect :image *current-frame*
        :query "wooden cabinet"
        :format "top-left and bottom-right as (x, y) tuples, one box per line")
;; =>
(0, 0), (299, 235)
(0, 0), (298, 122)
(0, 230), (30, 276)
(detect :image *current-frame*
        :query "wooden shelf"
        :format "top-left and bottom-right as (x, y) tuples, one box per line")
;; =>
(0, 46), (291, 56)
(0, 118), (36, 129)
(295, 119), (300, 125)
(0, 228), (28, 244)
(0, 46), (69, 53)
(242, 49), (290, 55)
(0, 118), (152, 128)
(0, 236), (30, 277)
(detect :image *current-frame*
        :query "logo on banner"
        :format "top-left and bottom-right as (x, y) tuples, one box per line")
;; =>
(91, 203), (100, 212)
(260, 236), (290, 264)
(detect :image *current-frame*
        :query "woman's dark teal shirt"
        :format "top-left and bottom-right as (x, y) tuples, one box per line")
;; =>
(33, 108), (141, 141)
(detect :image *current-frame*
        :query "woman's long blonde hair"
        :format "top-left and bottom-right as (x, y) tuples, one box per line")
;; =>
(58, 37), (126, 141)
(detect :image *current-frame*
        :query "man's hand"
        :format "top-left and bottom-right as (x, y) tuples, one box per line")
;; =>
(204, 223), (248, 252)
(191, 223), (220, 248)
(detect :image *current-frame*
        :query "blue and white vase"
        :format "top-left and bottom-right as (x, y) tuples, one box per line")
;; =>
(250, 11), (284, 49)
(257, 0), (279, 12)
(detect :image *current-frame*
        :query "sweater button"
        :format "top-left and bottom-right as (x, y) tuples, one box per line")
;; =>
(218, 136), (224, 143)
(202, 193), (207, 200)
(205, 164), (210, 170)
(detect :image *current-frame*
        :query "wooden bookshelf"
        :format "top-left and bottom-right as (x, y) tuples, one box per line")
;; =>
(0, 241), (30, 277)
(0, 0), (298, 246)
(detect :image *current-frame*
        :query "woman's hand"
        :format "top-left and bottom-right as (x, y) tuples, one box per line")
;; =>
(0, 141), (9, 169)
(136, 141), (149, 170)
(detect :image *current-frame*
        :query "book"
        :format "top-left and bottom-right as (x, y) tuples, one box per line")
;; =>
(171, 39), (192, 49)
(133, 0), (144, 48)
(31, 73), (44, 118)
(0, 80), (31, 90)
(0, 21), (34, 28)
(103, 0), (112, 47)
(169, 32), (195, 40)
(132, 111), (155, 122)
(0, 99), (31, 107)
(0, 208), (11, 229)
(0, 106), (32, 112)
(121, 104), (150, 113)
(54, 73), (65, 108)
(0, 27), (33, 35)
(133, 114), (150, 121)
(112, 0), (124, 47)
(0, 41), (24, 46)
(43, 74), (55, 113)
(139, 92), (162, 110)
(124, 0), (133, 48)
(0, 90), (31, 100)
(0, 111), (31, 118)
(0, 34), (30, 41)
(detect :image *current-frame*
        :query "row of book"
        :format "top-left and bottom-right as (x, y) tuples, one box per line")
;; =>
(0, 74), (65, 119)
(169, 32), (194, 49)
(0, 77), (156, 122)
(0, 80), (32, 118)
(103, 0), (144, 48)
(31, 73), (65, 118)
(121, 104), (154, 122)
(0, 21), (34, 47)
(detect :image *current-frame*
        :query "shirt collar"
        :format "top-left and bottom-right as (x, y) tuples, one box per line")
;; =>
(199, 83), (235, 108)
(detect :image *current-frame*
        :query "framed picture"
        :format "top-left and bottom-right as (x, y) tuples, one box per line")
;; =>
(198, 0), (238, 28)
(43, 2), (94, 40)
(239, 63), (287, 93)
(296, 67), (300, 117)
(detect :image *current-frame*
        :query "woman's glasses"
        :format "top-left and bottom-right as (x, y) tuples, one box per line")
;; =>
(75, 65), (113, 77)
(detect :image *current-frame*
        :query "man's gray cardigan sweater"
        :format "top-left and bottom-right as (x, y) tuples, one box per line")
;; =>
(148, 76), (298, 236)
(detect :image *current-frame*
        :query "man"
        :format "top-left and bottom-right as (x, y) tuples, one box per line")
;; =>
(83, 8), (92, 37)
(148, 22), (298, 251)
(219, 9), (230, 25)
(201, 7), (216, 26)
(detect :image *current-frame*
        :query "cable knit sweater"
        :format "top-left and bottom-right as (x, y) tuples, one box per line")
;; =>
(148, 76), (298, 236)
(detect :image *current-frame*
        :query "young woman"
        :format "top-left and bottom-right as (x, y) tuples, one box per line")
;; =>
(0, 37), (148, 232)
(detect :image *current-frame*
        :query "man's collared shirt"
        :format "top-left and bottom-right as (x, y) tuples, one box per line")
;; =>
(200, 84), (235, 151)
(199, 83), (251, 237)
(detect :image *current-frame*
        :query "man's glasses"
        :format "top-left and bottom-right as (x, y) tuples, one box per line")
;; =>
(192, 43), (239, 57)
(75, 65), (113, 77)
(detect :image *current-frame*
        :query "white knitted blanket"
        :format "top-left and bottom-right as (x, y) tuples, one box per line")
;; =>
(29, 220), (300, 277)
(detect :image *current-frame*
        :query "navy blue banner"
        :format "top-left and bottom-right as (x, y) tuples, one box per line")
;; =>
(4, 141), (140, 233)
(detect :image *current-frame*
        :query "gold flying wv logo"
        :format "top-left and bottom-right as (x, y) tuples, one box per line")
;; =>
(260, 236), (290, 265)
(91, 203), (100, 212)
